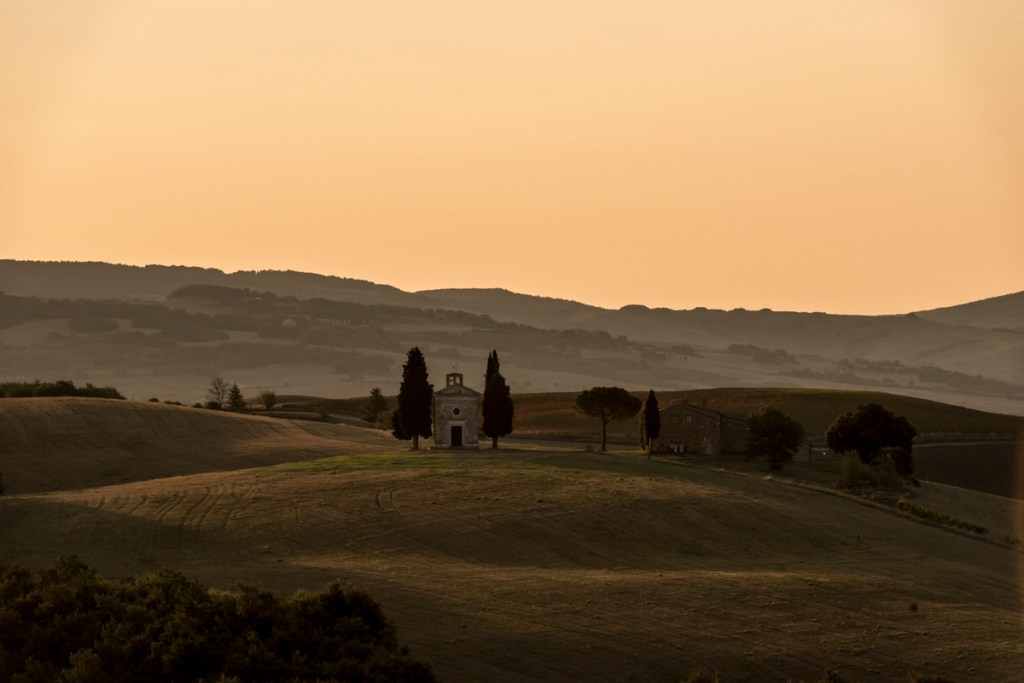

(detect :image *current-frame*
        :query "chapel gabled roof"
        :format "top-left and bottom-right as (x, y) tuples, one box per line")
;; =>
(435, 372), (482, 397)
(436, 383), (481, 397)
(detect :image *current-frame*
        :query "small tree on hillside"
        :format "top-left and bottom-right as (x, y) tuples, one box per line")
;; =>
(826, 403), (916, 464)
(639, 389), (661, 458)
(746, 407), (805, 471)
(574, 386), (642, 452)
(482, 350), (514, 449)
(206, 376), (230, 409)
(258, 389), (277, 413)
(396, 347), (433, 450)
(363, 387), (389, 426)
(227, 383), (245, 412)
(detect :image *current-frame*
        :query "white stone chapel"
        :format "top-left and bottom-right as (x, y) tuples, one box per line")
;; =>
(433, 372), (481, 449)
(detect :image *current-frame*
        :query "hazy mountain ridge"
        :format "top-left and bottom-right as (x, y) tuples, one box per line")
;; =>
(917, 289), (1024, 331)
(410, 285), (1024, 387)
(0, 260), (419, 307)
(1, 260), (1022, 413)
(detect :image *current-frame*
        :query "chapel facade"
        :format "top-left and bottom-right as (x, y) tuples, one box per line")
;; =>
(433, 372), (481, 449)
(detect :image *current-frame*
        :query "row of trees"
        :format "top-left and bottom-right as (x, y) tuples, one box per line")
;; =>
(568, 386), (805, 468)
(0, 379), (124, 400)
(390, 347), (515, 449)
(206, 377), (277, 413)
(745, 402), (916, 476)
(570, 385), (916, 480)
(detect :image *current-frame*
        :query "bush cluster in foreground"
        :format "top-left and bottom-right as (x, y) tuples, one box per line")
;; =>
(681, 667), (955, 682)
(0, 557), (436, 683)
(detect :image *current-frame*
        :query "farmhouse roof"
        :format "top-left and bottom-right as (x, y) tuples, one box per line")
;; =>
(660, 401), (745, 424)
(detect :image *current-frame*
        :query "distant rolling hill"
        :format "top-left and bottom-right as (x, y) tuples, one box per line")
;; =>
(917, 289), (1024, 331)
(0, 397), (393, 494)
(1, 260), (1022, 416)
(420, 288), (1024, 388)
(0, 260), (427, 307)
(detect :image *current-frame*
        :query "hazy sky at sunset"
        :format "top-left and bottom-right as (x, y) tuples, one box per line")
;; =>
(2, 1), (1021, 314)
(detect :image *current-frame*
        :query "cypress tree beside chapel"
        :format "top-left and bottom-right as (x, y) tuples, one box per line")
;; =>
(396, 347), (433, 450)
(482, 350), (514, 449)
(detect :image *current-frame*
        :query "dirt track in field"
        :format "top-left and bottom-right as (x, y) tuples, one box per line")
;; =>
(1, 400), (1022, 682)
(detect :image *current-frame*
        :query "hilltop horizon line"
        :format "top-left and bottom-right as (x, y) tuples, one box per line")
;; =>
(4, 258), (1020, 319)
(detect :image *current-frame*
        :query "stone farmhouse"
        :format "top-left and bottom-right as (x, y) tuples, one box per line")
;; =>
(653, 401), (748, 455)
(433, 372), (481, 449)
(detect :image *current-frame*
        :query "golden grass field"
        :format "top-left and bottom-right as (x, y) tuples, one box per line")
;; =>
(1, 399), (1022, 682)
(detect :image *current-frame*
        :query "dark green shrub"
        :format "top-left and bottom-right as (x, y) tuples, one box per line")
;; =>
(838, 455), (904, 492)
(680, 668), (722, 683)
(818, 670), (852, 683)
(0, 557), (436, 683)
(897, 500), (987, 534)
(880, 446), (914, 478)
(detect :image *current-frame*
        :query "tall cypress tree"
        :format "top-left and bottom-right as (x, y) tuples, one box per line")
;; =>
(640, 389), (661, 458)
(396, 347), (433, 450)
(390, 410), (410, 442)
(482, 350), (514, 449)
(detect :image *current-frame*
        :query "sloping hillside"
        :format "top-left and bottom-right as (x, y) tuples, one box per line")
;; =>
(0, 398), (393, 494)
(1, 448), (1020, 682)
(917, 289), (1024, 331)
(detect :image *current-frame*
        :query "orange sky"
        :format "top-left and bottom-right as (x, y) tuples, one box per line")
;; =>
(2, 1), (1022, 314)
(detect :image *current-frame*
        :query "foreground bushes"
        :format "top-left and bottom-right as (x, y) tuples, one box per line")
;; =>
(680, 668), (955, 682)
(0, 557), (436, 683)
